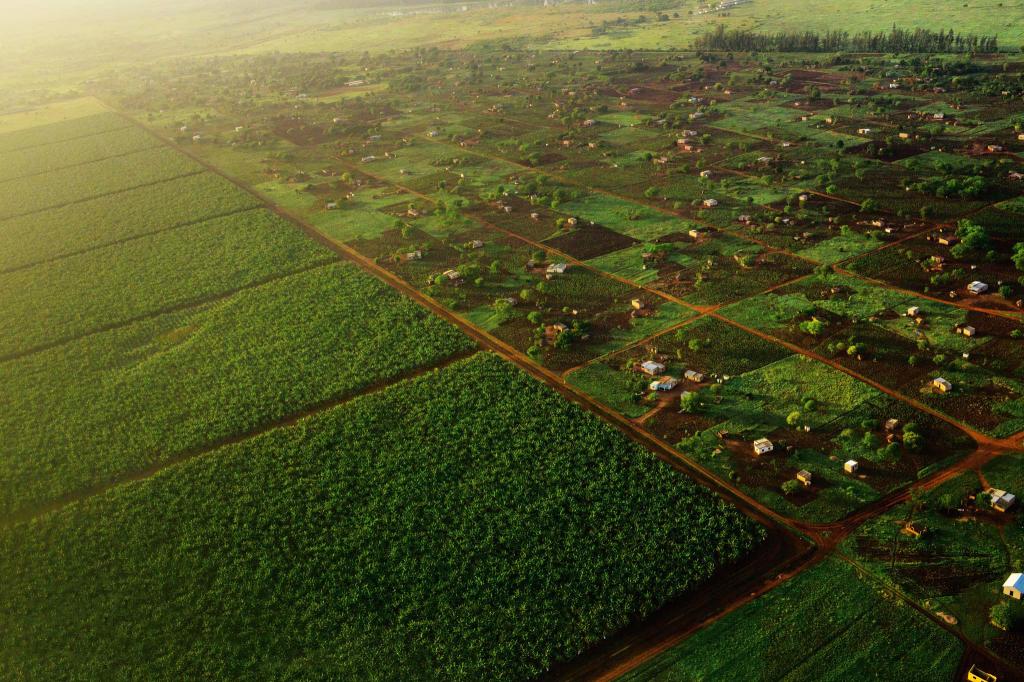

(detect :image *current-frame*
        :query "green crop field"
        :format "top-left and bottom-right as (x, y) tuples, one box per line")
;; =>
(622, 558), (963, 681)
(6, 1), (1024, 678)
(0, 124), (159, 182)
(0, 353), (764, 680)
(0, 262), (475, 520)
(0, 145), (201, 220)
(0, 111), (130, 154)
(0, 208), (334, 357)
(0, 172), (261, 272)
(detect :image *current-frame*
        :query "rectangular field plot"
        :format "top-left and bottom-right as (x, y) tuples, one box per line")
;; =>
(0, 209), (334, 357)
(0, 353), (764, 680)
(349, 220), (693, 371)
(622, 558), (963, 682)
(841, 458), (1024, 652)
(0, 125), (160, 182)
(0, 146), (201, 220)
(0, 262), (475, 519)
(0, 111), (130, 154)
(722, 273), (1024, 436)
(0, 172), (260, 272)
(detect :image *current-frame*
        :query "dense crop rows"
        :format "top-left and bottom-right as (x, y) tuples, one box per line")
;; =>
(0, 146), (201, 219)
(0, 353), (763, 680)
(0, 125), (159, 182)
(0, 262), (475, 518)
(0, 172), (260, 272)
(0, 208), (333, 357)
(624, 559), (962, 681)
(0, 111), (129, 154)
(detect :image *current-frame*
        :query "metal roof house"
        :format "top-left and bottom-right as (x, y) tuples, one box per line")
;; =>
(967, 281), (989, 295)
(639, 360), (666, 376)
(649, 376), (679, 391)
(1004, 573), (1024, 600)
(990, 489), (1017, 513)
(752, 438), (774, 456)
(684, 369), (705, 383)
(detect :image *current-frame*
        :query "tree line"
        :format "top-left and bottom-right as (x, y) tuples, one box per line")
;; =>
(694, 25), (999, 53)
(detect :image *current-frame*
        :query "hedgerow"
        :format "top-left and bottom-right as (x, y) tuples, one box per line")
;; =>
(0, 353), (763, 680)
(0, 208), (333, 356)
(0, 261), (475, 518)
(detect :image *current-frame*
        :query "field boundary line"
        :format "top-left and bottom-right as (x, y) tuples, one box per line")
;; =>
(0, 169), (204, 222)
(0, 120), (134, 155)
(0, 141), (165, 185)
(0, 205), (260, 276)
(0, 258), (338, 364)
(1, 348), (481, 528)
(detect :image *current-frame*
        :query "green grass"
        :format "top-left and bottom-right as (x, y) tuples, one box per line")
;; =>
(0, 262), (475, 519)
(567, 362), (651, 418)
(622, 558), (963, 682)
(0, 353), (764, 681)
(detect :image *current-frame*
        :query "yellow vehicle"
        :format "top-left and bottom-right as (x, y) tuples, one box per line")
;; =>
(967, 664), (997, 682)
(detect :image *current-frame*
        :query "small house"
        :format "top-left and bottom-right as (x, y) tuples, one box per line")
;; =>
(468, 239), (484, 249)
(844, 460), (859, 474)
(752, 438), (774, 456)
(699, 170), (712, 178)
(640, 360), (666, 376)
(885, 418), (900, 432)
(442, 269), (462, 282)
(405, 250), (423, 261)
(702, 198), (718, 208)
(796, 470), (813, 487)
(937, 235), (959, 247)
(545, 323), (569, 341)
(968, 281), (989, 295)
(990, 489), (1017, 513)
(906, 306), (920, 318)
(684, 369), (705, 383)
(1003, 573), (1024, 600)
(546, 262), (568, 276)
(987, 144), (1004, 153)
(688, 228), (706, 239)
(630, 298), (645, 310)
(956, 323), (977, 338)
(898, 132), (910, 140)
(649, 376), (679, 391)
(857, 127), (872, 135)
(932, 377), (953, 393)
(325, 202), (338, 210)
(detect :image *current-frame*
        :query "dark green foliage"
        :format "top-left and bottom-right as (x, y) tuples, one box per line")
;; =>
(0, 262), (474, 518)
(0, 354), (764, 680)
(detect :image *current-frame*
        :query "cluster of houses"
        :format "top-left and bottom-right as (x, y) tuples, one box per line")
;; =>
(637, 359), (705, 394)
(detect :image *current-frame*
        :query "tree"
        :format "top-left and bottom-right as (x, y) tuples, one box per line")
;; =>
(679, 391), (701, 413)
(1013, 242), (1024, 271)
(786, 411), (801, 426)
(781, 479), (802, 496)
(950, 219), (990, 259)
(991, 601), (1024, 631)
